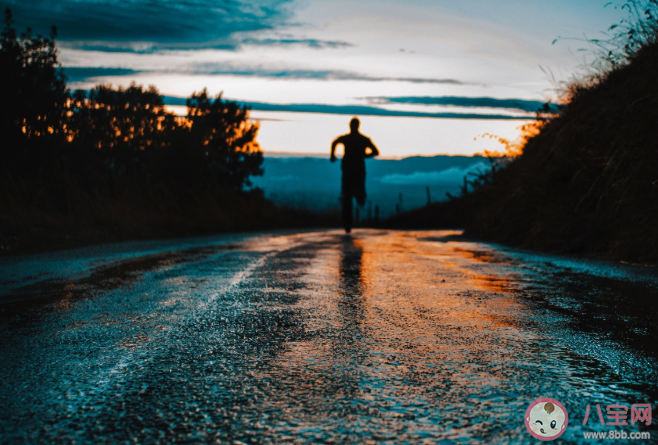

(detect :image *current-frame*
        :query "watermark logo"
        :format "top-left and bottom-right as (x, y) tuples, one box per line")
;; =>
(525, 398), (568, 441)
(583, 403), (651, 427)
(581, 403), (652, 440)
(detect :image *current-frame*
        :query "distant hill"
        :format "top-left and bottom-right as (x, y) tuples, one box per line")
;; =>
(252, 155), (487, 217)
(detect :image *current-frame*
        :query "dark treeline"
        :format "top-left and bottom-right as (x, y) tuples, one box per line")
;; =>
(0, 9), (327, 253)
(1, 7), (262, 190)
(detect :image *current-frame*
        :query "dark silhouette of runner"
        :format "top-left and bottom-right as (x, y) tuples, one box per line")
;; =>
(331, 117), (380, 233)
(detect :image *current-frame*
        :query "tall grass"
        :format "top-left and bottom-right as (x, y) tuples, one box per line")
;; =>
(387, 3), (658, 263)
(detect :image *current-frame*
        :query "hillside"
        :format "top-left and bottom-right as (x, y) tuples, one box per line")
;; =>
(388, 38), (658, 263)
(251, 155), (487, 217)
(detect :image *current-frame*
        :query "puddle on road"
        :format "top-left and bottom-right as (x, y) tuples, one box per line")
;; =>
(257, 231), (658, 443)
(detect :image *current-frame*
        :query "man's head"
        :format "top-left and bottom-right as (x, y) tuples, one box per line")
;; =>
(349, 117), (360, 132)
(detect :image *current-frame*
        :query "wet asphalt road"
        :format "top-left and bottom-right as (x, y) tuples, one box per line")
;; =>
(0, 229), (657, 444)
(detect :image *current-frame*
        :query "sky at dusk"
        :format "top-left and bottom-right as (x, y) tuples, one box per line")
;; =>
(8, 0), (628, 156)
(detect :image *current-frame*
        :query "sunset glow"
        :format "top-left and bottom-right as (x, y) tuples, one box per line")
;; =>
(8, 0), (627, 155)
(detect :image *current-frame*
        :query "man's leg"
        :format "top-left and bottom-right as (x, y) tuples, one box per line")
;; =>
(341, 173), (353, 233)
(355, 191), (366, 207)
(355, 172), (366, 207)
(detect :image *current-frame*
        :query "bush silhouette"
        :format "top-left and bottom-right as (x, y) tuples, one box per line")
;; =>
(0, 8), (323, 254)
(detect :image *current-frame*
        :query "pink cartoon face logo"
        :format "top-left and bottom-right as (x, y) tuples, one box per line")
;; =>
(525, 398), (568, 441)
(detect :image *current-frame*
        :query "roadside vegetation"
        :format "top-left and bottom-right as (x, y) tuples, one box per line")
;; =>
(387, 0), (658, 263)
(0, 9), (334, 254)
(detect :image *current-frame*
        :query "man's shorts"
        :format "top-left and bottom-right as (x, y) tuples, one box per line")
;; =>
(342, 168), (366, 206)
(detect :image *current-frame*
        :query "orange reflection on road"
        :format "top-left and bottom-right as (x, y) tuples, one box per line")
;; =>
(264, 230), (539, 440)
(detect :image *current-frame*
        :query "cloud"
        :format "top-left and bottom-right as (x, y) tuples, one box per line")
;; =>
(368, 96), (559, 113)
(161, 96), (534, 120)
(61, 67), (143, 82)
(162, 96), (189, 106)
(69, 43), (227, 54)
(237, 102), (527, 119)
(380, 163), (489, 185)
(241, 38), (353, 49)
(6, 0), (293, 51)
(69, 37), (352, 53)
(63, 62), (467, 85)
(187, 62), (466, 84)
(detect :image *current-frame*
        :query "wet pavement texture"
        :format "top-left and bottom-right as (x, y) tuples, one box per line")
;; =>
(0, 230), (657, 444)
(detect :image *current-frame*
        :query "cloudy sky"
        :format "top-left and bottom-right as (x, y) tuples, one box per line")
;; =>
(8, 0), (626, 156)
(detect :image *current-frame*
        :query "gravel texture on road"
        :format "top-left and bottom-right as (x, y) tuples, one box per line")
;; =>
(1, 230), (657, 444)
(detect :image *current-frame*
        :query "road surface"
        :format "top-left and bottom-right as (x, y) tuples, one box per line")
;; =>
(0, 230), (657, 444)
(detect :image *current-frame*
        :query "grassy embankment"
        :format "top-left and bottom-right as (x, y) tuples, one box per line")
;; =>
(386, 33), (658, 263)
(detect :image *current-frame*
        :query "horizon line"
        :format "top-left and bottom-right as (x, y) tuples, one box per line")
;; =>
(262, 151), (486, 160)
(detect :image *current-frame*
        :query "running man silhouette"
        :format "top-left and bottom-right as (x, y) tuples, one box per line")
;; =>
(331, 117), (380, 233)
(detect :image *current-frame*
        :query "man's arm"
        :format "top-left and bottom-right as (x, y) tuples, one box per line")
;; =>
(366, 139), (380, 158)
(330, 137), (342, 162)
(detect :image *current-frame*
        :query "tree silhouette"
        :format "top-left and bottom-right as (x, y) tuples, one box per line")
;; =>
(68, 84), (179, 177)
(0, 8), (263, 195)
(1, 8), (68, 163)
(186, 89), (263, 190)
(1, 7), (273, 251)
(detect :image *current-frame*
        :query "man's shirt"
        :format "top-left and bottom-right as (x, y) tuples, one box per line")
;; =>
(333, 132), (375, 172)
